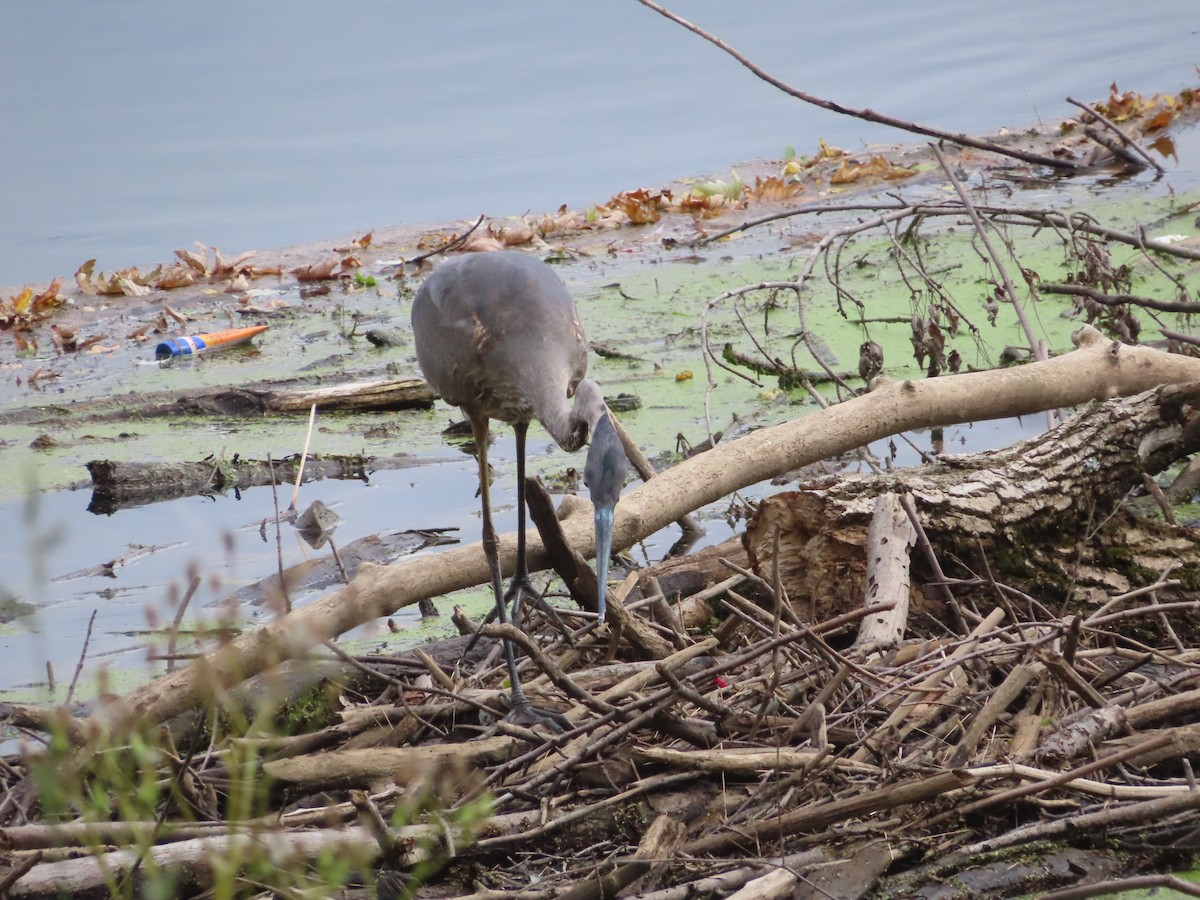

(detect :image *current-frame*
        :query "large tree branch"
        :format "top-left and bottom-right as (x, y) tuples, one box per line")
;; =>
(81, 327), (1200, 733)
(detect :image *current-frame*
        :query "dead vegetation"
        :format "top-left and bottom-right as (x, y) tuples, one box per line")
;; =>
(2, 18), (1200, 900)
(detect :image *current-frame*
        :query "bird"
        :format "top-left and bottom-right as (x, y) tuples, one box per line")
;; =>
(411, 250), (628, 728)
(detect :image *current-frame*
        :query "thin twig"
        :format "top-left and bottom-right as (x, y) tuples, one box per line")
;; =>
(1066, 96), (1165, 174)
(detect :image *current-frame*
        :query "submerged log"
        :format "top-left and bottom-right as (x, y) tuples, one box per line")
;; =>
(86, 452), (425, 512)
(745, 382), (1200, 623)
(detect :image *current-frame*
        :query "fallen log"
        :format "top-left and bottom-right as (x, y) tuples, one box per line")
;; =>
(86, 452), (427, 512)
(745, 380), (1200, 624)
(82, 326), (1200, 733)
(1, 376), (435, 426)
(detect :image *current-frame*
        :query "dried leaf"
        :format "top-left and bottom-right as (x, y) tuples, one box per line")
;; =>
(117, 276), (152, 297)
(162, 304), (190, 325)
(50, 324), (76, 353)
(213, 248), (257, 276)
(11, 286), (33, 316)
(223, 273), (250, 293)
(491, 221), (536, 246)
(678, 193), (728, 216)
(175, 244), (210, 275)
(28, 368), (58, 388)
(1149, 135), (1177, 160)
(459, 233), (506, 254)
(746, 175), (804, 202)
(31, 277), (65, 316)
(829, 154), (917, 185)
(290, 257), (341, 281)
(127, 322), (153, 341)
(13, 331), (36, 353)
(538, 206), (582, 237)
(1143, 107), (1175, 132)
(607, 188), (671, 225)
(75, 259), (98, 294)
(153, 265), (198, 290)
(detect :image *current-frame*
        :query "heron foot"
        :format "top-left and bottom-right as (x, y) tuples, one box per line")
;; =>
(503, 575), (539, 623)
(506, 576), (575, 645)
(505, 694), (572, 734)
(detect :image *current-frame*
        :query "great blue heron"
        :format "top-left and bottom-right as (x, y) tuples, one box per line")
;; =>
(412, 250), (627, 728)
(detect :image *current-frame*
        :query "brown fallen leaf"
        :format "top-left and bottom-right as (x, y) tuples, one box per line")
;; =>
(212, 248), (257, 276)
(162, 304), (190, 325)
(829, 154), (917, 185)
(127, 322), (153, 341)
(1143, 106), (1175, 132)
(75, 259), (98, 294)
(290, 257), (341, 281)
(175, 241), (212, 275)
(77, 334), (108, 351)
(491, 220), (536, 246)
(334, 233), (373, 252)
(32, 277), (65, 316)
(117, 276), (153, 297)
(1149, 134), (1177, 160)
(538, 206), (583, 237)
(50, 324), (76, 353)
(677, 192), (729, 216)
(458, 232), (506, 254)
(746, 175), (804, 202)
(242, 264), (282, 278)
(153, 265), (198, 290)
(607, 187), (672, 225)
(94, 268), (146, 296)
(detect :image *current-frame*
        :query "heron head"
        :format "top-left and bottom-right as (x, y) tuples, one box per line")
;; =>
(584, 411), (628, 621)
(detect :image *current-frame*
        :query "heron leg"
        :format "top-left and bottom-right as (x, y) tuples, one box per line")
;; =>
(471, 414), (567, 733)
(504, 421), (540, 608)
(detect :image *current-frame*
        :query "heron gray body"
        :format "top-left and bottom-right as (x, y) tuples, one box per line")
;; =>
(411, 251), (626, 728)
(412, 251), (592, 444)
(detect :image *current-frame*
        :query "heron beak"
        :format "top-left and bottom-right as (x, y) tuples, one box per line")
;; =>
(594, 503), (615, 621)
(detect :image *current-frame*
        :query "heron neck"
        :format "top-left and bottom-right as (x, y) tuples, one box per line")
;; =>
(540, 378), (604, 453)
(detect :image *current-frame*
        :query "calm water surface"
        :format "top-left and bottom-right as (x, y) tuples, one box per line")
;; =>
(1, 1), (1196, 285)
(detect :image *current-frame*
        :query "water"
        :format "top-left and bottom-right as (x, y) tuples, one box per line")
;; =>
(2, 1), (1197, 287)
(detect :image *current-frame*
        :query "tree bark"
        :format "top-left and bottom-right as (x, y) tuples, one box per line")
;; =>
(80, 327), (1200, 733)
(745, 381), (1200, 622)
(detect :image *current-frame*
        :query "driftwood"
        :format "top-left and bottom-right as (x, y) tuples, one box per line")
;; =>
(86, 452), (426, 512)
(73, 326), (1200, 735)
(746, 381), (1200, 623)
(0, 376), (434, 426)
